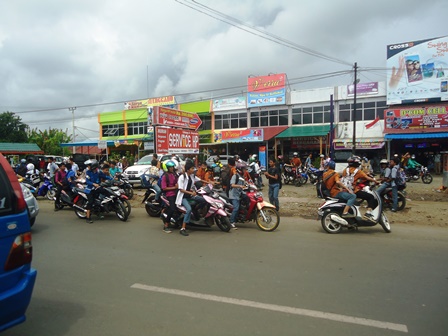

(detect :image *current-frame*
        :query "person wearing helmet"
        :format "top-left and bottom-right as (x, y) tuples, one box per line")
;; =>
(342, 156), (378, 220)
(229, 162), (249, 229)
(379, 159), (389, 178)
(160, 160), (179, 233)
(376, 157), (400, 212)
(406, 154), (421, 177)
(323, 161), (357, 217)
(264, 158), (281, 211)
(290, 152), (302, 168)
(85, 160), (112, 223)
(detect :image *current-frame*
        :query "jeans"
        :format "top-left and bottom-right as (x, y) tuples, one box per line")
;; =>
(182, 196), (206, 223)
(268, 183), (280, 210)
(376, 183), (398, 210)
(335, 191), (356, 207)
(230, 198), (240, 224)
(152, 183), (161, 201)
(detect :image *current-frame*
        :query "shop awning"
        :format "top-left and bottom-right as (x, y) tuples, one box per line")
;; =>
(385, 132), (448, 140)
(276, 125), (330, 138)
(263, 126), (288, 141)
(0, 143), (43, 154)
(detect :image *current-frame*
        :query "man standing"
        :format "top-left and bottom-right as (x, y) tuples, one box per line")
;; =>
(47, 157), (59, 185)
(54, 162), (67, 210)
(264, 159), (281, 211)
(69, 157), (79, 176)
(376, 157), (399, 212)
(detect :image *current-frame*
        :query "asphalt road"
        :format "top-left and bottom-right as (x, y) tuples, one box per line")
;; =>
(4, 200), (448, 336)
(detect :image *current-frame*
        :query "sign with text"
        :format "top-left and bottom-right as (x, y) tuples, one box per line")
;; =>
(213, 129), (263, 143)
(247, 73), (286, 108)
(384, 105), (448, 133)
(212, 96), (246, 111)
(153, 106), (202, 131)
(347, 82), (379, 97)
(156, 128), (199, 154)
(124, 96), (175, 109)
(386, 35), (448, 105)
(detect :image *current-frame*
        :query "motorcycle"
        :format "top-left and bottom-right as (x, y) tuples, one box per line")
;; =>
(73, 181), (129, 222)
(405, 166), (433, 184)
(217, 181), (280, 232)
(141, 175), (163, 217)
(159, 183), (231, 232)
(304, 166), (323, 185)
(114, 173), (134, 199)
(317, 184), (391, 234)
(294, 167), (309, 187)
(357, 181), (407, 212)
(282, 164), (297, 185)
(37, 173), (56, 200)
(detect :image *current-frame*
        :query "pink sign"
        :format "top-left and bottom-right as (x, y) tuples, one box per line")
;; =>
(156, 128), (200, 154)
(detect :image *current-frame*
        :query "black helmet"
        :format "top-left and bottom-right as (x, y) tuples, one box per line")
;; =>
(348, 156), (361, 167)
(328, 161), (336, 170)
(90, 160), (99, 170)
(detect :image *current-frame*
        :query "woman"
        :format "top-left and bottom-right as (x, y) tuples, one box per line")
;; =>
(160, 160), (179, 233)
(264, 159), (280, 211)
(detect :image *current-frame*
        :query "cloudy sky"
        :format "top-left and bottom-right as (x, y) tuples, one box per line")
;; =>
(0, 0), (446, 140)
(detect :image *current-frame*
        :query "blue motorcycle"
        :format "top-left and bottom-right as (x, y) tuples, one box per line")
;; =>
(294, 167), (309, 187)
(37, 173), (56, 200)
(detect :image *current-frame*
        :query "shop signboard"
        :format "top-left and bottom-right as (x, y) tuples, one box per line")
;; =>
(290, 137), (327, 149)
(384, 105), (448, 133)
(153, 106), (202, 131)
(156, 128), (199, 154)
(212, 96), (246, 111)
(124, 96), (175, 109)
(333, 140), (384, 150)
(386, 35), (448, 105)
(247, 73), (286, 108)
(333, 119), (385, 149)
(213, 129), (263, 143)
(347, 82), (379, 97)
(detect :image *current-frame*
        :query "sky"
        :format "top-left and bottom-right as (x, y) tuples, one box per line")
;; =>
(0, 0), (447, 141)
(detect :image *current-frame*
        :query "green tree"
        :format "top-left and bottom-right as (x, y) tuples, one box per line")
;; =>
(0, 112), (28, 142)
(27, 128), (72, 156)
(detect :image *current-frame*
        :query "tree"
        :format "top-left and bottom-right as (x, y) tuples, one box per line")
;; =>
(0, 112), (28, 143)
(27, 128), (72, 156)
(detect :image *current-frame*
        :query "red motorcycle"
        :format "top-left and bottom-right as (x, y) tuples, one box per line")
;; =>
(218, 183), (280, 231)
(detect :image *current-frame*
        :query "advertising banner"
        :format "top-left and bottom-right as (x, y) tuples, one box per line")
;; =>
(290, 137), (327, 149)
(213, 129), (263, 143)
(152, 106), (202, 131)
(247, 73), (286, 108)
(333, 140), (384, 150)
(384, 105), (448, 133)
(258, 146), (267, 168)
(333, 119), (384, 149)
(347, 82), (379, 96)
(212, 96), (246, 111)
(156, 128), (199, 154)
(124, 96), (175, 109)
(386, 36), (448, 105)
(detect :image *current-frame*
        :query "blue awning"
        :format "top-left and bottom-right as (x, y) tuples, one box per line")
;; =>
(385, 132), (448, 140)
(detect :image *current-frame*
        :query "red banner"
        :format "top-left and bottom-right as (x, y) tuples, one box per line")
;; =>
(156, 128), (200, 154)
(384, 105), (448, 133)
(153, 106), (202, 131)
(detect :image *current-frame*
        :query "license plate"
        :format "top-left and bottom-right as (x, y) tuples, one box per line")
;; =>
(129, 175), (135, 178)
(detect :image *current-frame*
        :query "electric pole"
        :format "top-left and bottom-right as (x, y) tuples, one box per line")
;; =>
(352, 62), (358, 156)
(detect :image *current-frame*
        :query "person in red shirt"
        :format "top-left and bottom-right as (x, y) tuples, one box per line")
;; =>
(54, 162), (67, 210)
(196, 161), (207, 181)
(290, 152), (302, 167)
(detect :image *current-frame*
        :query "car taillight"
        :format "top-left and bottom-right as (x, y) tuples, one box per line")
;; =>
(4, 233), (33, 271)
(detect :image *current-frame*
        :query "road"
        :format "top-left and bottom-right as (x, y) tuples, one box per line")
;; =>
(4, 200), (448, 336)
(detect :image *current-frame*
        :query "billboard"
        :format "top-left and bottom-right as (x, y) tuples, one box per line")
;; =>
(212, 96), (246, 111)
(156, 128), (199, 154)
(386, 36), (448, 105)
(213, 129), (263, 143)
(247, 73), (286, 108)
(124, 96), (175, 109)
(384, 105), (448, 133)
(152, 106), (202, 131)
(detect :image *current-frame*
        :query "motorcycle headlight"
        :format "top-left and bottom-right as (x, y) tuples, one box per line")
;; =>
(21, 184), (32, 198)
(114, 191), (120, 196)
(212, 202), (223, 209)
(255, 192), (263, 198)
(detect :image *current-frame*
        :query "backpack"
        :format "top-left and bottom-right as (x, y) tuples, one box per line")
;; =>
(157, 173), (168, 189)
(395, 167), (407, 190)
(340, 168), (358, 192)
(316, 172), (336, 198)
(220, 164), (231, 188)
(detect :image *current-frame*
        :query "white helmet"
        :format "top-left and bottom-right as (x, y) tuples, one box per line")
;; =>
(26, 163), (35, 171)
(293, 152), (298, 156)
(380, 159), (388, 164)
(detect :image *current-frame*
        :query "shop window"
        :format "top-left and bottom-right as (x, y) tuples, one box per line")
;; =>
(214, 115), (222, 129)
(279, 114), (288, 125)
(292, 114), (301, 125)
(364, 108), (376, 120)
(364, 102), (376, 108)
(313, 106), (323, 112)
(127, 122), (146, 135)
(303, 113), (312, 124)
(102, 124), (124, 137)
(339, 110), (351, 122)
(324, 111), (330, 123)
(251, 116), (259, 127)
(314, 112), (323, 124)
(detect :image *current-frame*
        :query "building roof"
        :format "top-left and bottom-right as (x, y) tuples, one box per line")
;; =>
(0, 142), (43, 154)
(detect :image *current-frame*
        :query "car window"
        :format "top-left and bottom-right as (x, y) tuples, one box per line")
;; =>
(0, 165), (13, 216)
(136, 155), (153, 165)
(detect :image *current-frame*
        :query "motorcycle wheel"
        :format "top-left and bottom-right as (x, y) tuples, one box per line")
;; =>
(256, 207), (280, 231)
(115, 200), (128, 222)
(124, 186), (134, 200)
(284, 176), (290, 185)
(74, 198), (87, 219)
(215, 216), (231, 232)
(422, 174), (433, 184)
(379, 212), (391, 233)
(321, 211), (343, 234)
(396, 192), (406, 211)
(122, 199), (131, 216)
(46, 189), (56, 201)
(55, 202), (64, 210)
(145, 194), (162, 217)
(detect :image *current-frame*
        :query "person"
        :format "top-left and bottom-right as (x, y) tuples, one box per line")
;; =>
(142, 159), (162, 202)
(323, 161), (357, 217)
(376, 157), (399, 212)
(264, 159), (280, 211)
(116, 159), (123, 171)
(434, 152), (442, 175)
(176, 161), (207, 236)
(229, 162), (249, 229)
(342, 156), (378, 220)
(319, 154), (326, 170)
(290, 152), (302, 168)
(109, 160), (121, 177)
(410, 60), (423, 81)
(152, 153), (160, 169)
(406, 154), (421, 177)
(65, 162), (77, 189)
(160, 160), (179, 233)
(16, 159), (27, 177)
(47, 157), (59, 185)
(38, 157), (46, 173)
(401, 152), (410, 169)
(54, 162), (68, 211)
(204, 164), (215, 183)
(305, 154), (313, 168)
(69, 157), (79, 176)
(85, 160), (112, 223)
(379, 159), (389, 178)
(196, 161), (207, 181)
(121, 156), (129, 170)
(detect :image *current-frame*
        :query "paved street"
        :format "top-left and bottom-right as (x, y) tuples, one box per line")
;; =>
(4, 200), (448, 336)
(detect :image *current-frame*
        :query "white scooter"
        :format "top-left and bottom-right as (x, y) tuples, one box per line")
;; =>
(317, 184), (391, 234)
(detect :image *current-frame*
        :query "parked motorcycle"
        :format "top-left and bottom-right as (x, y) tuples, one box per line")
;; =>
(73, 182), (129, 222)
(317, 185), (391, 234)
(282, 164), (297, 185)
(405, 166), (433, 184)
(294, 167), (309, 187)
(159, 184), (231, 232)
(218, 181), (280, 232)
(304, 166), (323, 185)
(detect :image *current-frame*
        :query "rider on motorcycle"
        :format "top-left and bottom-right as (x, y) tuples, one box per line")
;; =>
(406, 155), (421, 178)
(290, 152), (302, 168)
(376, 157), (399, 212)
(85, 160), (112, 223)
(229, 162), (248, 230)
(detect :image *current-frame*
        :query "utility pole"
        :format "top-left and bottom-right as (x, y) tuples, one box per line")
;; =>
(352, 62), (358, 156)
(69, 107), (77, 154)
